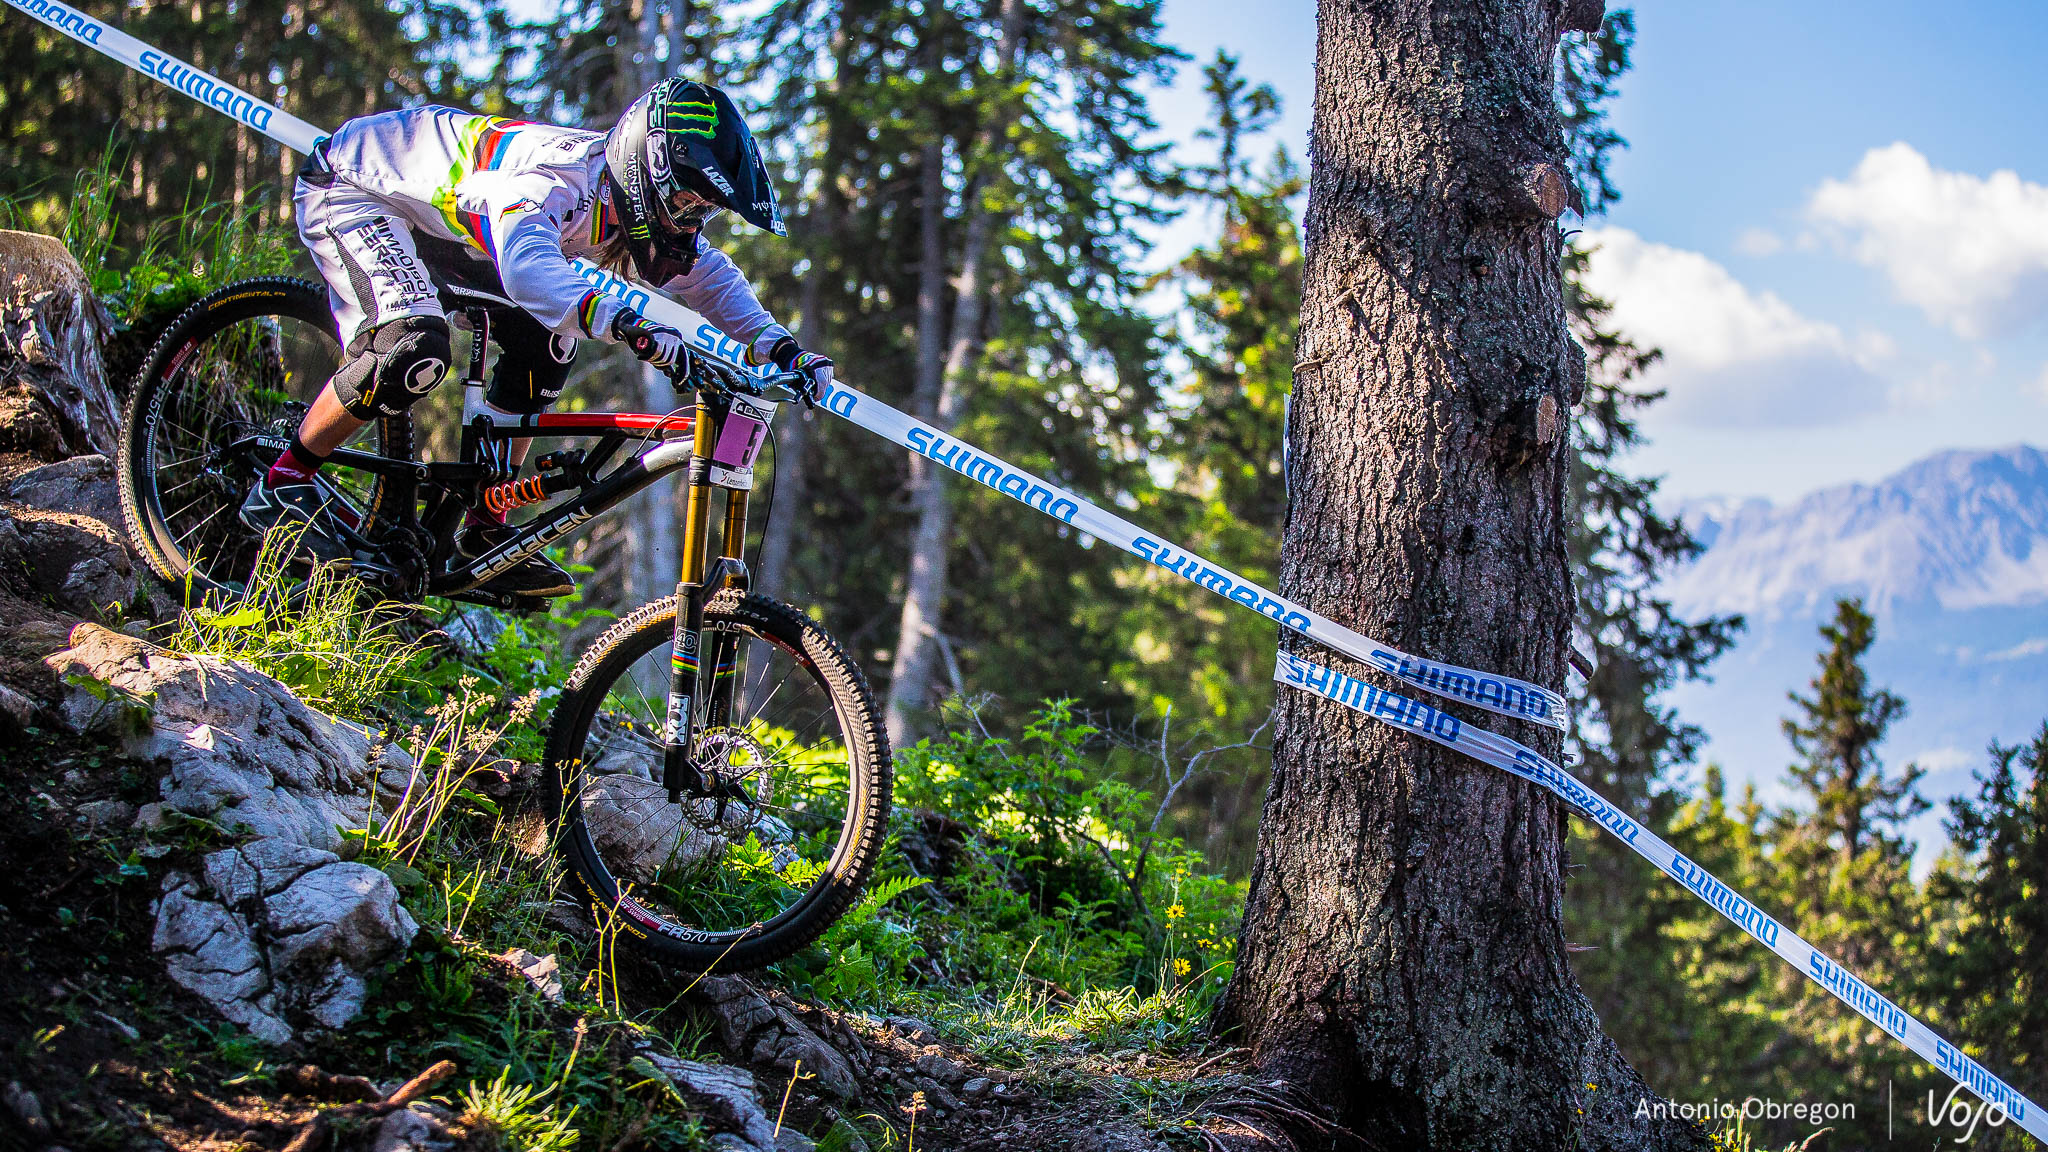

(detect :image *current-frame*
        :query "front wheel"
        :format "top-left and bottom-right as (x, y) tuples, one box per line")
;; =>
(543, 592), (892, 971)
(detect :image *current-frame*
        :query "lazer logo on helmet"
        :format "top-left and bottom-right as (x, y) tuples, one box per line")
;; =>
(138, 50), (274, 132)
(13, 0), (101, 43)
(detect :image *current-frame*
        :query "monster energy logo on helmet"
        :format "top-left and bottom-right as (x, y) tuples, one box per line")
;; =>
(603, 77), (786, 280)
(666, 100), (717, 138)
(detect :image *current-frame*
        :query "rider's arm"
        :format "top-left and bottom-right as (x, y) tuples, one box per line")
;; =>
(660, 245), (791, 354)
(463, 173), (623, 339)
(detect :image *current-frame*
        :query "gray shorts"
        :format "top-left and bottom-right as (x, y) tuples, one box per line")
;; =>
(294, 177), (444, 344)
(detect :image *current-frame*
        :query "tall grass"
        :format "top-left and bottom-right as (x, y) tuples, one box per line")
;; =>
(168, 528), (427, 722)
(0, 135), (297, 324)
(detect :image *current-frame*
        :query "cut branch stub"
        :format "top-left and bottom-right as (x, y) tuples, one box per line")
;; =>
(1512, 162), (1573, 220)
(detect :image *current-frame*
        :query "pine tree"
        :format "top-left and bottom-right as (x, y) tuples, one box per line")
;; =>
(1779, 599), (1926, 875)
(1760, 597), (1929, 1135)
(2, 0), (496, 246)
(1924, 723), (2048, 1143)
(1105, 51), (1300, 867)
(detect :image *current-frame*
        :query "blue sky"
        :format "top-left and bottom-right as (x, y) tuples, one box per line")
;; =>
(1148, 0), (2048, 504)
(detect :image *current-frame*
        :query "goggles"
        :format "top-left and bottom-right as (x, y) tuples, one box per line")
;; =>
(654, 187), (726, 236)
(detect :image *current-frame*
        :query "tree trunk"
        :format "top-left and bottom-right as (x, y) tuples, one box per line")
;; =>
(1215, 2), (1702, 1149)
(884, 0), (1025, 747)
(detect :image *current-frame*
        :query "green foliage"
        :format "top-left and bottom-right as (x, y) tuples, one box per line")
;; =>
(166, 529), (428, 722)
(771, 699), (1241, 1055)
(460, 1066), (582, 1152)
(1923, 725), (2048, 1141)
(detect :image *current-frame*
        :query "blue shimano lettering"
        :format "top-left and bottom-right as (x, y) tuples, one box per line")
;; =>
(1139, 540), (1312, 633)
(1936, 1040), (2028, 1122)
(1671, 852), (1781, 947)
(903, 425), (1078, 524)
(822, 386), (855, 417)
(18, 0), (103, 43)
(137, 50), (275, 132)
(1806, 952), (1910, 1041)
(576, 263), (651, 314)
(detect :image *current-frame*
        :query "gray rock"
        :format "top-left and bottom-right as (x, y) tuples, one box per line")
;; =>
(637, 1050), (779, 1151)
(695, 977), (862, 1102)
(0, 230), (120, 458)
(372, 1104), (452, 1152)
(154, 874), (288, 1044)
(46, 625), (415, 851)
(884, 1015), (940, 1045)
(74, 799), (135, 830)
(0, 681), (37, 731)
(0, 505), (137, 616)
(154, 838), (416, 1044)
(501, 947), (564, 1003)
(911, 1077), (961, 1113)
(3, 1079), (50, 1139)
(7, 453), (122, 526)
(578, 772), (729, 881)
(912, 1050), (967, 1085)
(961, 1077), (993, 1100)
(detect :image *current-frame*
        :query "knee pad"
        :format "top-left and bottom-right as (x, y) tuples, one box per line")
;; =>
(486, 309), (577, 415)
(332, 315), (452, 420)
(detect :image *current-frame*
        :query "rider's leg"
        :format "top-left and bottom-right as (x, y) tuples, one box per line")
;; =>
(269, 180), (448, 489)
(476, 307), (578, 520)
(457, 307), (578, 599)
(244, 182), (449, 562)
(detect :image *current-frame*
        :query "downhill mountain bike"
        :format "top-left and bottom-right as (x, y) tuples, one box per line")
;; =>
(118, 275), (891, 970)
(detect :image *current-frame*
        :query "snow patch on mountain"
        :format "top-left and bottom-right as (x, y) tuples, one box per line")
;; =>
(1658, 444), (2048, 863)
(1665, 445), (2048, 620)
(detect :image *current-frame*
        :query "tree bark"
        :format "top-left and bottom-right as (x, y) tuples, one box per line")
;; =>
(1215, 2), (1702, 1149)
(884, 0), (1025, 747)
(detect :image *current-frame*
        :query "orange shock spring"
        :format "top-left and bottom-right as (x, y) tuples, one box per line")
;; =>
(482, 475), (550, 517)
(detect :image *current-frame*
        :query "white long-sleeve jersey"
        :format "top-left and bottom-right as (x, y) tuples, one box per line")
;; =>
(312, 106), (789, 348)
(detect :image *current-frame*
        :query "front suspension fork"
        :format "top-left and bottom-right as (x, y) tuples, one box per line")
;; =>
(662, 393), (752, 802)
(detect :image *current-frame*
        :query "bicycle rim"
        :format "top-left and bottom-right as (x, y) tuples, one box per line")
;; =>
(551, 595), (887, 963)
(130, 286), (402, 594)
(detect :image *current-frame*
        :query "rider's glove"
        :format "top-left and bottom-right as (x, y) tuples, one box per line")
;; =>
(613, 309), (690, 372)
(759, 334), (833, 408)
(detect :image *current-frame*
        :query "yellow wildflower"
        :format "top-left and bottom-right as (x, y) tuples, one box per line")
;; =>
(1173, 958), (1191, 977)
(1166, 904), (1185, 920)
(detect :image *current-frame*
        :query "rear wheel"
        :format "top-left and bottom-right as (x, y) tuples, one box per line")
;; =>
(117, 277), (412, 603)
(543, 592), (892, 971)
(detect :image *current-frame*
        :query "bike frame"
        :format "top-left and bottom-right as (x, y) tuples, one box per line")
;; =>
(228, 303), (789, 803)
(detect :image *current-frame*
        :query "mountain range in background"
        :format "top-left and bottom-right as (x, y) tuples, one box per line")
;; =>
(1658, 444), (2048, 861)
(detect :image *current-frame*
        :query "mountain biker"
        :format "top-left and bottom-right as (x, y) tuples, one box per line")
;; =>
(240, 78), (833, 600)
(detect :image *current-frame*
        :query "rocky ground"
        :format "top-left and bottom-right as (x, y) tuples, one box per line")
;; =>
(0, 230), (1272, 1151)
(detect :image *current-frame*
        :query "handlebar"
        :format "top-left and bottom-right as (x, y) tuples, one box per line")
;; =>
(667, 354), (812, 406)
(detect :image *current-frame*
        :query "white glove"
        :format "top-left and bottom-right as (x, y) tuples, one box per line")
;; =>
(613, 309), (689, 370)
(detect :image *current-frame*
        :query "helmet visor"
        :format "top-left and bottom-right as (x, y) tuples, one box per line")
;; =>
(652, 187), (725, 239)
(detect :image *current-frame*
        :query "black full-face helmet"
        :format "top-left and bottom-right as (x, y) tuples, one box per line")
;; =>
(604, 78), (784, 278)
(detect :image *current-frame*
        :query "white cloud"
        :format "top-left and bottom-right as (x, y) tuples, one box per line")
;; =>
(1580, 227), (1887, 427)
(1808, 143), (2048, 340)
(1735, 227), (1783, 257)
